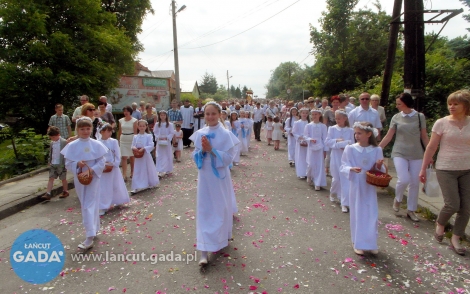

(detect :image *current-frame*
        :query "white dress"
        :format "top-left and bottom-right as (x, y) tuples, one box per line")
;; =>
(244, 118), (253, 148)
(119, 117), (137, 156)
(98, 138), (130, 209)
(153, 122), (175, 173)
(341, 144), (385, 250)
(292, 120), (309, 177)
(325, 126), (355, 206)
(231, 121), (241, 163)
(304, 122), (328, 187)
(284, 117), (298, 161)
(238, 118), (250, 153)
(172, 130), (183, 151)
(189, 123), (240, 251)
(272, 122), (283, 140)
(131, 133), (159, 190)
(61, 138), (107, 237)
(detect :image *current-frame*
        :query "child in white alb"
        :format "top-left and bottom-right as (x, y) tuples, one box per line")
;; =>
(153, 111), (175, 176)
(292, 108), (310, 178)
(284, 107), (299, 166)
(98, 123), (130, 215)
(265, 116), (273, 145)
(132, 120), (159, 193)
(341, 122), (384, 256)
(304, 109), (328, 190)
(172, 124), (183, 162)
(325, 109), (354, 212)
(230, 112), (241, 166)
(61, 117), (107, 250)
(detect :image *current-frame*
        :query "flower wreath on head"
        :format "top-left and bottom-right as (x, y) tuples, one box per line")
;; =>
(205, 101), (222, 112)
(310, 108), (322, 114)
(335, 109), (348, 116)
(352, 122), (379, 137)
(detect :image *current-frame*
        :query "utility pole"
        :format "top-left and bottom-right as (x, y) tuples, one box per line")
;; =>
(172, 0), (182, 102)
(227, 70), (232, 100)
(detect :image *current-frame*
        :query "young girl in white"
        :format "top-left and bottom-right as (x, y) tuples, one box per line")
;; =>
(238, 110), (250, 155)
(304, 109), (328, 190)
(98, 123), (130, 216)
(189, 102), (240, 266)
(341, 122), (385, 255)
(172, 123), (183, 162)
(222, 110), (231, 129)
(131, 120), (159, 193)
(271, 116), (284, 150)
(153, 110), (175, 176)
(292, 108), (310, 179)
(230, 112), (241, 166)
(265, 116), (274, 145)
(61, 117), (107, 250)
(284, 107), (299, 166)
(326, 110), (355, 212)
(244, 111), (254, 149)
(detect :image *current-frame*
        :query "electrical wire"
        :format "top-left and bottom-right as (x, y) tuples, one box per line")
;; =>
(179, 0), (301, 50)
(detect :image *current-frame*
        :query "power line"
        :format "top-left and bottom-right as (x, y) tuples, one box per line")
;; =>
(179, 0), (301, 50)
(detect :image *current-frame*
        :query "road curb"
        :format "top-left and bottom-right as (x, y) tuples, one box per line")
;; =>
(0, 178), (74, 221)
(0, 166), (49, 187)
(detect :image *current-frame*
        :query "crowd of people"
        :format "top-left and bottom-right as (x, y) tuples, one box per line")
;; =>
(44, 89), (470, 263)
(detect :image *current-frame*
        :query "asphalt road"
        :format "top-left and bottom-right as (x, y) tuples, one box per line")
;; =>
(0, 138), (469, 294)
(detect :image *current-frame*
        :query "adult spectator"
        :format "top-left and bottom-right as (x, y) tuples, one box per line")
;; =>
(97, 101), (116, 129)
(322, 96), (340, 128)
(180, 99), (194, 147)
(229, 101), (236, 112)
(265, 100), (279, 119)
(348, 92), (382, 140)
(168, 100), (183, 125)
(419, 90), (470, 256)
(320, 98), (331, 114)
(306, 97), (316, 110)
(280, 101), (294, 122)
(370, 94), (386, 124)
(221, 101), (231, 116)
(142, 103), (158, 131)
(139, 101), (146, 113)
(379, 93), (430, 222)
(72, 95), (89, 123)
(48, 104), (72, 139)
(193, 100), (205, 132)
(348, 96), (356, 109)
(100, 96), (112, 113)
(118, 106), (138, 181)
(338, 94), (350, 112)
(315, 97), (322, 108)
(252, 102), (264, 141)
(131, 102), (142, 120)
(82, 103), (101, 139)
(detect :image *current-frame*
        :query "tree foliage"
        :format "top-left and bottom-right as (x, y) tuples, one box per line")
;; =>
(265, 62), (315, 101)
(0, 0), (151, 132)
(199, 72), (218, 94)
(309, 1), (390, 95)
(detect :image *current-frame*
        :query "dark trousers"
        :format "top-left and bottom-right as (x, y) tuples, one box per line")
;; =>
(253, 121), (262, 140)
(182, 128), (193, 147)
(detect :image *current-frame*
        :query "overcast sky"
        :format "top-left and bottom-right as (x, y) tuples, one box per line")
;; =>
(137, 0), (469, 97)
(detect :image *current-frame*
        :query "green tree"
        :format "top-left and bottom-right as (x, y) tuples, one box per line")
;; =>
(241, 86), (249, 100)
(101, 0), (153, 52)
(199, 72), (218, 94)
(230, 85), (236, 98)
(235, 87), (241, 98)
(0, 0), (150, 131)
(460, 0), (470, 31)
(265, 62), (308, 100)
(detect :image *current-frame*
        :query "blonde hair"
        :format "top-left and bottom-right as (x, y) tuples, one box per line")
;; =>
(76, 117), (92, 128)
(447, 90), (470, 115)
(80, 103), (95, 116)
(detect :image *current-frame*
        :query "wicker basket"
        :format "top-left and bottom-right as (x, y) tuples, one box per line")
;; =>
(366, 163), (392, 188)
(133, 148), (144, 158)
(77, 163), (93, 185)
(103, 164), (113, 173)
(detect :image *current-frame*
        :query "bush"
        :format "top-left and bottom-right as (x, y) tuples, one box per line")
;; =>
(0, 128), (48, 180)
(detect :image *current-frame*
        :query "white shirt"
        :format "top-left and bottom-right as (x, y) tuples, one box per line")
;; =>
(180, 105), (194, 129)
(401, 109), (417, 117)
(265, 106), (279, 118)
(243, 104), (253, 112)
(252, 107), (264, 122)
(348, 106), (382, 128)
(348, 102), (356, 110)
(51, 140), (61, 164)
(106, 103), (113, 113)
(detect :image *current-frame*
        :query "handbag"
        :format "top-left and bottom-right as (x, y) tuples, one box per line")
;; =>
(417, 112), (426, 151)
(77, 163), (93, 185)
(423, 164), (443, 198)
(158, 139), (168, 146)
(299, 140), (308, 147)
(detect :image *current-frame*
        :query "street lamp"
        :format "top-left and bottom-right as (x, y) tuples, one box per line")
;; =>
(172, 1), (186, 102)
(227, 70), (232, 99)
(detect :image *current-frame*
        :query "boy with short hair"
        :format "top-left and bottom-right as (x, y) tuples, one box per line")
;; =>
(41, 126), (69, 200)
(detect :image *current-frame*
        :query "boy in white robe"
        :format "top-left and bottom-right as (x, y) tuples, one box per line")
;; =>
(341, 122), (385, 255)
(304, 109), (328, 190)
(190, 102), (240, 266)
(292, 108), (310, 178)
(98, 123), (130, 215)
(61, 117), (107, 250)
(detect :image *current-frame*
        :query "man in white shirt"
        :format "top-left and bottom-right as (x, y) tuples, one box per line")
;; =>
(180, 99), (194, 147)
(252, 102), (264, 141)
(348, 96), (356, 110)
(72, 95), (89, 123)
(100, 96), (112, 113)
(348, 92), (382, 140)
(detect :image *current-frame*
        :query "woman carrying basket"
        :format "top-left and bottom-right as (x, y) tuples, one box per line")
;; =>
(379, 93), (430, 222)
